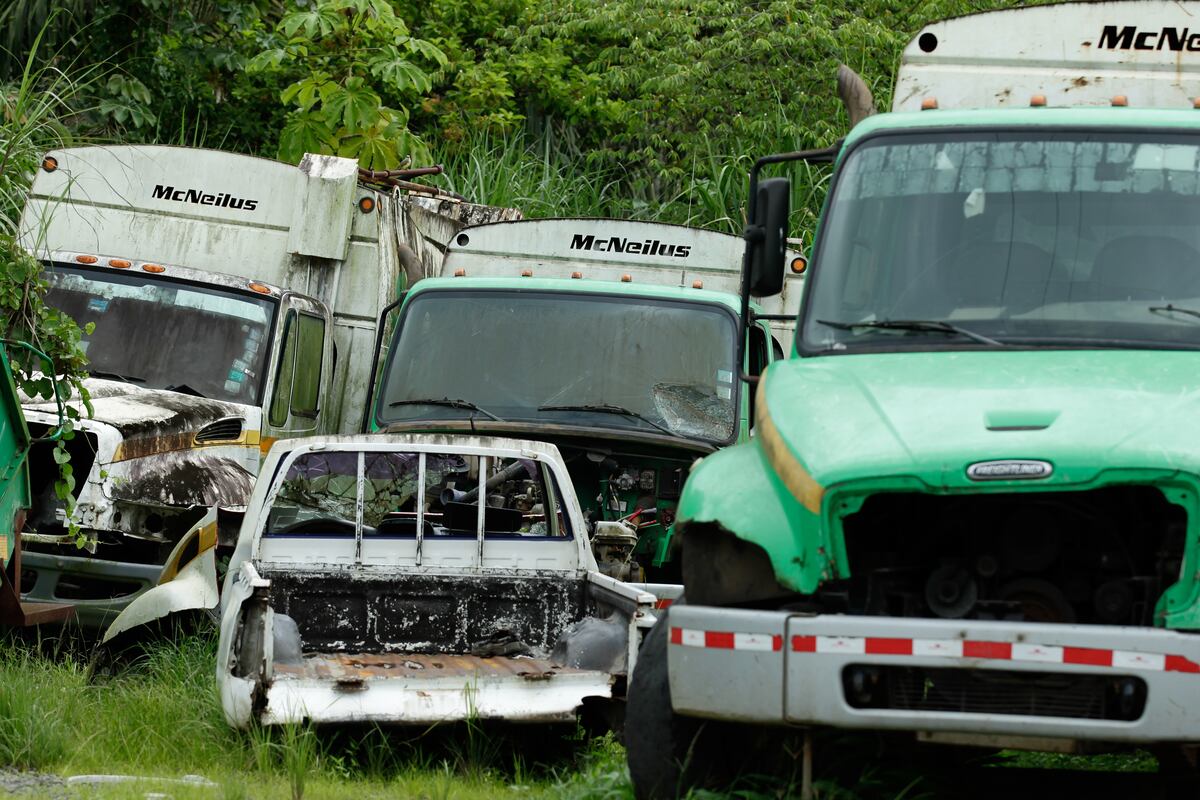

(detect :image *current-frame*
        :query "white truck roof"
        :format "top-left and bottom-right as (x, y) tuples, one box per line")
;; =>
(441, 218), (804, 335)
(895, 1), (1200, 112)
(19, 145), (520, 434)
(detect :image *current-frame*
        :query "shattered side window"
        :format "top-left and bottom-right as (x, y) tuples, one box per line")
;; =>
(264, 449), (570, 541)
(367, 453), (565, 539)
(265, 451), (359, 537)
(362, 451), (471, 537)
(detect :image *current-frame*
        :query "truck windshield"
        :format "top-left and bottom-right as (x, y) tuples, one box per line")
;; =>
(804, 131), (1200, 351)
(377, 290), (738, 442)
(45, 265), (276, 403)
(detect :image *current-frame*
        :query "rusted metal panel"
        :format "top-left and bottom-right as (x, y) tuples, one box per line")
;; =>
(273, 652), (594, 682)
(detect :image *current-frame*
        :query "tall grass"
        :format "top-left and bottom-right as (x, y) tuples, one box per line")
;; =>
(431, 123), (831, 249)
(0, 22), (103, 235)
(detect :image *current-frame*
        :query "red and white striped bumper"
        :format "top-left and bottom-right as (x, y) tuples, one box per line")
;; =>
(667, 607), (1200, 742)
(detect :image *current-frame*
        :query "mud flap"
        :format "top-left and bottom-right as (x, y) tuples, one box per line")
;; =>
(101, 507), (219, 644)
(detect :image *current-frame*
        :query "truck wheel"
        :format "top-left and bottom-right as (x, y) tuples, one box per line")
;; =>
(626, 605), (742, 799)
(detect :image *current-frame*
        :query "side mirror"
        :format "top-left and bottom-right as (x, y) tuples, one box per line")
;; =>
(747, 178), (789, 297)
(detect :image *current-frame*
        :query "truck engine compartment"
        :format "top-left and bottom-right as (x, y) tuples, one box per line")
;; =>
(833, 486), (1187, 626)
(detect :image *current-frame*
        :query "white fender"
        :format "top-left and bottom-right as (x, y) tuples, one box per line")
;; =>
(101, 508), (219, 644)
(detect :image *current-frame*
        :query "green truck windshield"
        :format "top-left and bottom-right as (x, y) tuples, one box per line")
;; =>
(804, 131), (1200, 351)
(377, 290), (738, 442)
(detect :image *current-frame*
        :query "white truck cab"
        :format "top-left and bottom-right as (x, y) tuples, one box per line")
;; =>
(217, 433), (655, 728)
(16, 145), (517, 634)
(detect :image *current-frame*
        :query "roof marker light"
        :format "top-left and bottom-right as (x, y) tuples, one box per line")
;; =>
(108, 259), (131, 269)
(921, 97), (938, 110)
(570, 271), (583, 279)
(453, 269), (466, 277)
(142, 264), (166, 273)
(75, 255), (98, 264)
(1112, 95), (1128, 107)
(621, 274), (633, 283)
(1193, 97), (1200, 109)
(248, 282), (272, 294)
(1030, 94), (1047, 107)
(691, 280), (704, 289)
(520, 269), (533, 277)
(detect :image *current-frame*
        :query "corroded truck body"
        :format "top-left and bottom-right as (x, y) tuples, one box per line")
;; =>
(628, 3), (1200, 796)
(16, 146), (517, 634)
(217, 434), (654, 727)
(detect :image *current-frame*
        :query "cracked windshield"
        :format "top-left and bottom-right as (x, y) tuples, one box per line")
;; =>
(45, 265), (275, 402)
(377, 291), (738, 442)
(805, 133), (1200, 351)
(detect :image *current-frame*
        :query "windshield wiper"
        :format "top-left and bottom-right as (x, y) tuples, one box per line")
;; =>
(1149, 304), (1200, 322)
(538, 403), (676, 436)
(88, 369), (146, 384)
(816, 318), (1005, 347)
(387, 397), (503, 422)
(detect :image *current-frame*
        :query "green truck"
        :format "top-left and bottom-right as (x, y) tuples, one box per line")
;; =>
(627, 2), (1200, 795)
(0, 343), (70, 628)
(366, 218), (803, 583)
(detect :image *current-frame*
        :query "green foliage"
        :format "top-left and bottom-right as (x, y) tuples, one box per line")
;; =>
(0, 29), (94, 543)
(248, 0), (447, 167)
(0, 645), (70, 769)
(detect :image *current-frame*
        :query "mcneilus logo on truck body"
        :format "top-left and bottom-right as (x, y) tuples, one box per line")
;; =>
(151, 184), (259, 211)
(1098, 25), (1200, 51)
(569, 233), (691, 258)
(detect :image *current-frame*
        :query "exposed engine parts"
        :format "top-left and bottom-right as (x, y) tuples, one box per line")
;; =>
(592, 519), (643, 582)
(834, 486), (1187, 626)
(573, 448), (689, 583)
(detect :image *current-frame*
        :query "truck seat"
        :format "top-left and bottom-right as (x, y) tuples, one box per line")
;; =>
(1089, 236), (1200, 301)
(940, 241), (1067, 313)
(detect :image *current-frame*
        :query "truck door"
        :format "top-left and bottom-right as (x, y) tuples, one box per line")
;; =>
(262, 293), (333, 443)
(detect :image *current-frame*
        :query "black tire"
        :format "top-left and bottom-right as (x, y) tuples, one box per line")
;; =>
(626, 605), (747, 799)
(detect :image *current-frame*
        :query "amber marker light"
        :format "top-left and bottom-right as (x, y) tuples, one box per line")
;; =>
(791, 256), (808, 275)
(1030, 94), (1047, 107)
(1112, 95), (1128, 107)
(621, 274), (633, 283)
(42, 156), (58, 172)
(453, 269), (466, 277)
(692, 280), (704, 289)
(358, 196), (376, 213)
(921, 97), (938, 110)
(1192, 97), (1200, 109)
(108, 259), (131, 269)
(142, 264), (166, 273)
(248, 282), (272, 294)
(75, 255), (98, 264)
(520, 269), (533, 277)
(570, 271), (583, 279)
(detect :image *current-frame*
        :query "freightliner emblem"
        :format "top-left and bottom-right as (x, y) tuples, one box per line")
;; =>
(966, 460), (1053, 481)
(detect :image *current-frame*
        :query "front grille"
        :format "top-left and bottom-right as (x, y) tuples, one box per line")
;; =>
(834, 486), (1186, 626)
(195, 417), (244, 443)
(843, 665), (1146, 721)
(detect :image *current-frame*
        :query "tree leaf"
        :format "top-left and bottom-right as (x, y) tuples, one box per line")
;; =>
(278, 111), (337, 162)
(323, 78), (382, 132)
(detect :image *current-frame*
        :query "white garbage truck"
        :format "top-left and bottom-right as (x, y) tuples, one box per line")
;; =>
(15, 145), (517, 636)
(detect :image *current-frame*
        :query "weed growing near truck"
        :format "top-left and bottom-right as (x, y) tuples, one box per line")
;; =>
(0, 29), (95, 544)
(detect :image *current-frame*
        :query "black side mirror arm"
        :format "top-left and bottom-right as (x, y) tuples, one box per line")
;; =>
(737, 142), (842, 384)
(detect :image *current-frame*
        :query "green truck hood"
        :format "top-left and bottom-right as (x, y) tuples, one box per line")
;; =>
(762, 349), (1200, 492)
